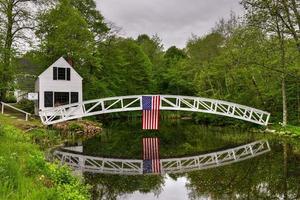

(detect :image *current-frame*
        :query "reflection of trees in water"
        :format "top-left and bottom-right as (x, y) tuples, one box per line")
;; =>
(83, 120), (261, 158)
(84, 173), (164, 200)
(81, 121), (300, 199)
(186, 142), (300, 200)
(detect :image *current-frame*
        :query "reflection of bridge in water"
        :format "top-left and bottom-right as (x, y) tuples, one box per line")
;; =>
(54, 140), (270, 175)
(39, 95), (270, 125)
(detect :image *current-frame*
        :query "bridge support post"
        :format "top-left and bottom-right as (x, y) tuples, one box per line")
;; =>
(79, 157), (85, 170)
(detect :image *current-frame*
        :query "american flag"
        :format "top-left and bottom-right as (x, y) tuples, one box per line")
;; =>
(142, 96), (160, 130)
(143, 137), (161, 174)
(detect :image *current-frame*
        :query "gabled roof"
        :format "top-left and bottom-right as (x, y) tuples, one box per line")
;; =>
(38, 57), (83, 80)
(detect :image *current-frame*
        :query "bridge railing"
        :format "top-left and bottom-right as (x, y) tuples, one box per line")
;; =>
(1, 102), (31, 121)
(39, 95), (270, 125)
(53, 140), (270, 175)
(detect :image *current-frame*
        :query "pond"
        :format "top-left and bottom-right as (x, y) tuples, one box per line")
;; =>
(63, 120), (300, 200)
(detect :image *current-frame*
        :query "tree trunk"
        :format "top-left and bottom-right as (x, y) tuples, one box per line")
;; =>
(277, 21), (287, 126)
(283, 142), (288, 200)
(280, 34), (287, 126)
(282, 75), (288, 126)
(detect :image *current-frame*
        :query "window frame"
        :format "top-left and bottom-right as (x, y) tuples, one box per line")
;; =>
(44, 91), (53, 107)
(53, 67), (71, 81)
(54, 92), (70, 106)
(71, 92), (79, 104)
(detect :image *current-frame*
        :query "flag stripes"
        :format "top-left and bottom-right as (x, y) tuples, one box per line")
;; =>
(142, 96), (160, 130)
(142, 137), (161, 174)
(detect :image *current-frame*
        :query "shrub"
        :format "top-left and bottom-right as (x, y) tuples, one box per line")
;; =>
(26, 152), (47, 176)
(56, 182), (91, 200)
(5, 94), (17, 103)
(46, 163), (91, 200)
(28, 128), (61, 148)
(68, 122), (84, 132)
(0, 123), (91, 200)
(15, 99), (35, 113)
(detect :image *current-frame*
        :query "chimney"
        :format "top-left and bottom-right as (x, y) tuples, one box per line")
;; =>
(66, 56), (73, 67)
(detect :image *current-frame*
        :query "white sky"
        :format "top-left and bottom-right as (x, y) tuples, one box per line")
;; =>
(96, 0), (244, 48)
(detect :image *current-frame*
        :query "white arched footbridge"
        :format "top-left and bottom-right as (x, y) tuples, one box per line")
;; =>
(39, 95), (270, 126)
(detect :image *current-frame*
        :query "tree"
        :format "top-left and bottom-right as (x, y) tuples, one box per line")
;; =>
(241, 0), (300, 125)
(36, 0), (100, 76)
(186, 33), (224, 69)
(0, 0), (37, 100)
(242, 0), (300, 52)
(96, 37), (153, 97)
(163, 46), (187, 91)
(112, 39), (152, 95)
(70, 0), (109, 41)
(136, 34), (164, 92)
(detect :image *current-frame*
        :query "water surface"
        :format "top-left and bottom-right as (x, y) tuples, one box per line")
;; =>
(70, 120), (300, 200)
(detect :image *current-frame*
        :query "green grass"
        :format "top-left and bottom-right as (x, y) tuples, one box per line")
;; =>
(0, 118), (91, 200)
(0, 114), (42, 131)
(270, 123), (300, 138)
(284, 125), (300, 136)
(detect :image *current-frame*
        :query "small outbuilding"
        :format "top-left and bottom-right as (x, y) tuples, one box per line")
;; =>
(35, 57), (83, 115)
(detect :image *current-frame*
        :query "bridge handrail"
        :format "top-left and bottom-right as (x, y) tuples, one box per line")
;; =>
(40, 95), (270, 114)
(1, 102), (31, 121)
(161, 95), (270, 114)
(39, 95), (271, 126)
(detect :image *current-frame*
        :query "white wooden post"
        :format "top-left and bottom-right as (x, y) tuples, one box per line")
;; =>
(1, 103), (4, 114)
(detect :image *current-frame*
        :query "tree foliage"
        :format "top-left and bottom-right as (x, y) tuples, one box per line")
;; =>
(0, 0), (299, 125)
(0, 0), (38, 100)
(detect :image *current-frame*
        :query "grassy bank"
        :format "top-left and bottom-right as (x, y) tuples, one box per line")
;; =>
(267, 123), (300, 138)
(0, 116), (91, 200)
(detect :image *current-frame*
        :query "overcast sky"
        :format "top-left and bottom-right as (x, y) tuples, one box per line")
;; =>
(96, 0), (244, 49)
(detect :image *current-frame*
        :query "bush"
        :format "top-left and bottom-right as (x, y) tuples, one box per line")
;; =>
(5, 94), (17, 103)
(0, 124), (91, 200)
(26, 152), (47, 176)
(28, 129), (61, 149)
(15, 99), (34, 113)
(56, 182), (91, 200)
(68, 122), (84, 132)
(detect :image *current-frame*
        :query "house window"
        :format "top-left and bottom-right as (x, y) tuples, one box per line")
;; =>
(44, 91), (79, 108)
(71, 92), (79, 104)
(53, 67), (71, 81)
(54, 92), (69, 106)
(44, 91), (53, 107)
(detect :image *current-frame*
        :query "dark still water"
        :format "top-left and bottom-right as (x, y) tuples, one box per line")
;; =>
(74, 120), (300, 200)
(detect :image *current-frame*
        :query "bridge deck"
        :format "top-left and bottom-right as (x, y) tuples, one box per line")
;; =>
(39, 95), (270, 125)
(53, 140), (270, 175)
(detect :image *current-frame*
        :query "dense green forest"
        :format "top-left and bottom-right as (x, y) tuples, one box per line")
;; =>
(0, 0), (299, 125)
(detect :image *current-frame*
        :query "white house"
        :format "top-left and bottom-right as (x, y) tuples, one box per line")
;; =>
(35, 57), (83, 115)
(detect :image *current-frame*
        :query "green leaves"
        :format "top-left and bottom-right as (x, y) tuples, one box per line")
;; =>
(0, 123), (91, 200)
(37, 0), (95, 63)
